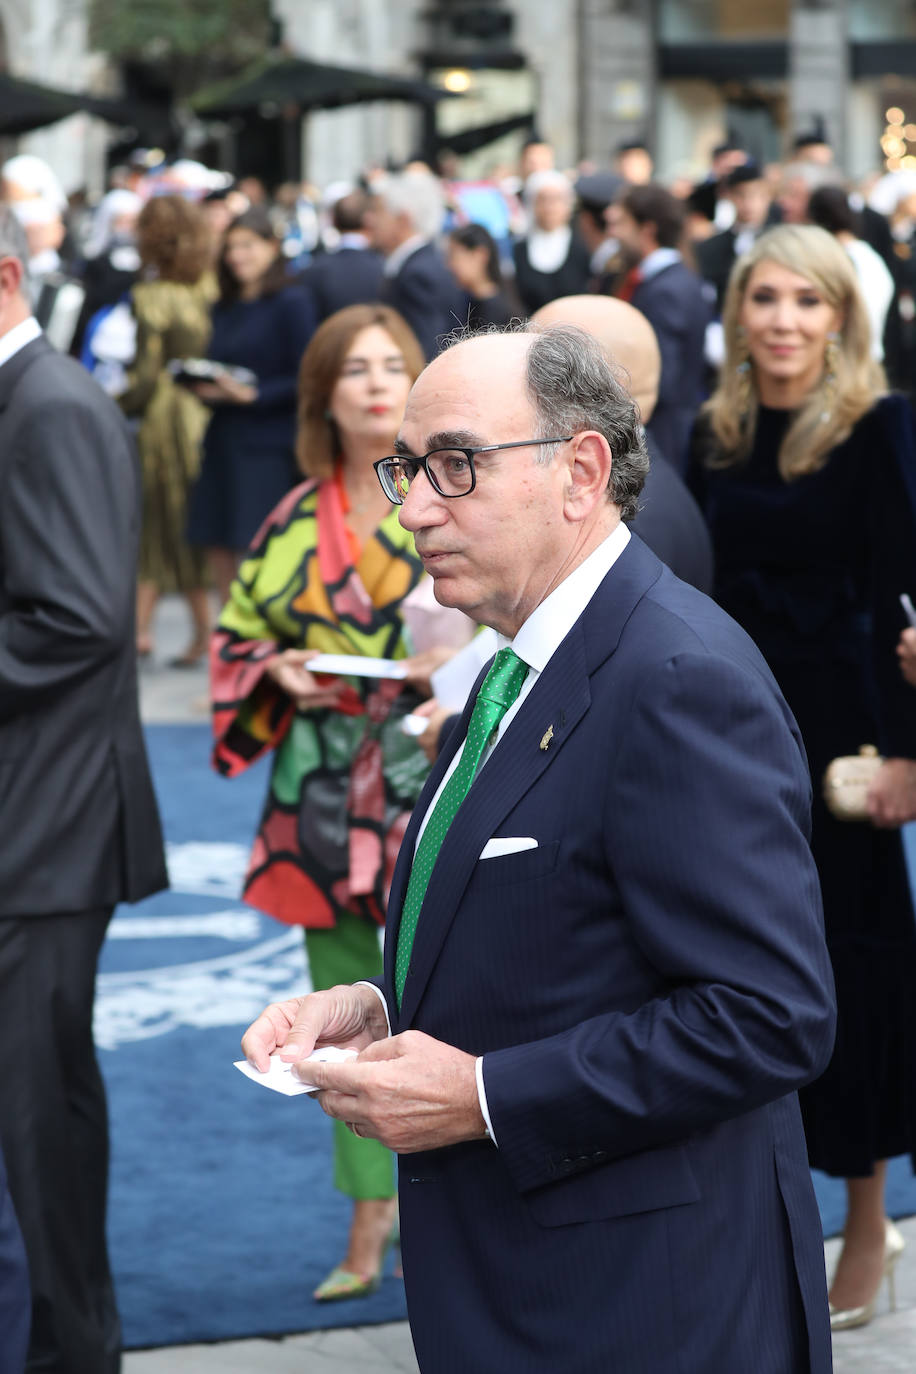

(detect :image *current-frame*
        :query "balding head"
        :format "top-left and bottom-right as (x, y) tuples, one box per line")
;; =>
(532, 295), (660, 423)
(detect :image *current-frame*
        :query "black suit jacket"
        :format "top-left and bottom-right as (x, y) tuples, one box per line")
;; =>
(631, 433), (714, 593)
(297, 246), (385, 323)
(695, 228), (738, 311)
(632, 261), (711, 473)
(379, 242), (467, 359)
(0, 334), (167, 915)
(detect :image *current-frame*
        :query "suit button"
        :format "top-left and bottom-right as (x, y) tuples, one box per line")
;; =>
(576, 1155), (589, 1168)
(558, 1157), (574, 1175)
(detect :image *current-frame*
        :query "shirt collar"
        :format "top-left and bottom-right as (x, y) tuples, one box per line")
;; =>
(638, 247), (681, 281)
(505, 521), (631, 672)
(383, 234), (428, 278)
(337, 232), (370, 250)
(0, 315), (42, 370)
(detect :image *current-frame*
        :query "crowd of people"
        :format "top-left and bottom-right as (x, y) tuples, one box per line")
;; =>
(3, 124), (916, 1371)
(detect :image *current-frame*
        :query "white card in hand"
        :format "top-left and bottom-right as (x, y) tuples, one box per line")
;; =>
(308, 653), (407, 680)
(233, 1046), (358, 1097)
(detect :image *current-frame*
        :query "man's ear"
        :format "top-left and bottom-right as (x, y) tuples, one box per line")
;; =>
(0, 255), (24, 301)
(563, 431), (612, 521)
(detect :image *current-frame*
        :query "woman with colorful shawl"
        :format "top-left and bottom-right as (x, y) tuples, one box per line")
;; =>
(211, 305), (473, 1302)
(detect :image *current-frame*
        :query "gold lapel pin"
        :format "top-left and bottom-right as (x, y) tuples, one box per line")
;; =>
(539, 724), (554, 751)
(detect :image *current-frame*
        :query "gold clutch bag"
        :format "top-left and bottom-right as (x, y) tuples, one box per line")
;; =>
(822, 745), (884, 822)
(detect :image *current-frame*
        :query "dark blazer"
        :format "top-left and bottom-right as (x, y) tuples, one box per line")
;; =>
(0, 1145), (28, 1374)
(632, 261), (711, 473)
(383, 536), (835, 1374)
(297, 245), (385, 322)
(379, 242), (467, 359)
(512, 231), (592, 315)
(0, 335), (167, 915)
(631, 431), (714, 593)
(695, 227), (740, 312)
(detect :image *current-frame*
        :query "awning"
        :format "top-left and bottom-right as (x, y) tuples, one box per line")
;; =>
(0, 70), (165, 137)
(191, 55), (453, 119)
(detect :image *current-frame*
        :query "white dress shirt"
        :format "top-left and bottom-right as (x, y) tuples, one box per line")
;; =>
(362, 520), (632, 1142)
(0, 315), (41, 369)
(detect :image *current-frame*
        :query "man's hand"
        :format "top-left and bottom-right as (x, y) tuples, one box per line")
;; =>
(264, 649), (345, 710)
(897, 628), (916, 688)
(867, 757), (916, 827)
(304, 1029), (487, 1153)
(241, 984), (389, 1073)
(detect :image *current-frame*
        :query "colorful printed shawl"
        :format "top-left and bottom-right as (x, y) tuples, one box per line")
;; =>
(211, 476), (431, 928)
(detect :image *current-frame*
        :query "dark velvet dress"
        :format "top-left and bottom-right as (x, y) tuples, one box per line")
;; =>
(187, 283), (316, 551)
(691, 394), (916, 1177)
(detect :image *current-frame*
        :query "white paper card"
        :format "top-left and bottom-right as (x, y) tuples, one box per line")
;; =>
(307, 653), (407, 679)
(234, 1046), (358, 1097)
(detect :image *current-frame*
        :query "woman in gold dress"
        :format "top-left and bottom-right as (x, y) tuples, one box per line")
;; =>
(119, 194), (216, 664)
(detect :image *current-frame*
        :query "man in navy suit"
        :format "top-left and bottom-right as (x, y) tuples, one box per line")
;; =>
(366, 169), (466, 359)
(608, 184), (712, 472)
(297, 188), (384, 322)
(243, 325), (836, 1373)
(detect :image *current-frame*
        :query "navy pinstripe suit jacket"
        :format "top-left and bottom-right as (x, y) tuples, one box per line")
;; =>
(383, 534), (836, 1374)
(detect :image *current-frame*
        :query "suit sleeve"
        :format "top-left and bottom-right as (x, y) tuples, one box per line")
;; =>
(0, 390), (135, 719)
(482, 650), (836, 1194)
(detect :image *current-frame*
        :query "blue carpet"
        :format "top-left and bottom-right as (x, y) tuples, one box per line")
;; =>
(98, 725), (407, 1349)
(99, 724), (916, 1348)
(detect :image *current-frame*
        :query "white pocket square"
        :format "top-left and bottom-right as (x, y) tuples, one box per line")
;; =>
(479, 837), (538, 860)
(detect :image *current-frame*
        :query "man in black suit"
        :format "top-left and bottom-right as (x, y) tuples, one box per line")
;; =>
(0, 206), (168, 1373)
(366, 169), (466, 359)
(533, 293), (713, 593)
(608, 184), (712, 472)
(695, 163), (777, 313)
(297, 188), (384, 323)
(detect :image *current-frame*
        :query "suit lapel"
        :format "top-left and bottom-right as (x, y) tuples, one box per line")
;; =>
(0, 336), (52, 415)
(391, 534), (665, 1027)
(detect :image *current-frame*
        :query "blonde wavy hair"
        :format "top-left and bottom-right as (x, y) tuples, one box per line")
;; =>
(703, 224), (885, 478)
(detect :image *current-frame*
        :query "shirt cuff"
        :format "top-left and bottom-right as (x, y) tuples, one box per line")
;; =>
(476, 1056), (497, 1146)
(354, 981), (392, 1036)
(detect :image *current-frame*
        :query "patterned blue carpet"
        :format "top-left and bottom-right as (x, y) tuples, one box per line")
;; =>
(99, 725), (916, 1348)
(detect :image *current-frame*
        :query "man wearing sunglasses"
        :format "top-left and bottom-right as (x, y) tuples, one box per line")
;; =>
(244, 324), (835, 1373)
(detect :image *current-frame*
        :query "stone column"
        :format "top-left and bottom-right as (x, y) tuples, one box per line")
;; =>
(577, 0), (655, 166)
(789, 0), (850, 164)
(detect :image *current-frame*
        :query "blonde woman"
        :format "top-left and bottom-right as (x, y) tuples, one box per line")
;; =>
(690, 224), (916, 1333)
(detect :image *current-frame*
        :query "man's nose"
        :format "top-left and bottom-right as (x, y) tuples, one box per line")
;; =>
(399, 467), (441, 529)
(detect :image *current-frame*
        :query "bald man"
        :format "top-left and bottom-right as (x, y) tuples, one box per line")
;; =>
(533, 295), (713, 593)
(244, 323), (834, 1374)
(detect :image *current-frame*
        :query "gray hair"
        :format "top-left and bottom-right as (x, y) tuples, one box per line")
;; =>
(523, 323), (649, 521)
(374, 170), (444, 240)
(0, 205), (31, 294)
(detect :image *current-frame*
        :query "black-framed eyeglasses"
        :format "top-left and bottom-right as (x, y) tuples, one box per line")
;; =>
(373, 437), (573, 505)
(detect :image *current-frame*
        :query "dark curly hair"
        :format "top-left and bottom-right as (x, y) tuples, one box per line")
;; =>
(136, 194), (211, 285)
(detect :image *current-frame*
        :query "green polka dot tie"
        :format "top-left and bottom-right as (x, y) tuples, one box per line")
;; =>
(394, 647), (529, 1008)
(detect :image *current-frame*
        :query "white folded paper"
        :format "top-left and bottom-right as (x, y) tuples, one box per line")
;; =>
(307, 653), (407, 680)
(234, 1046), (358, 1097)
